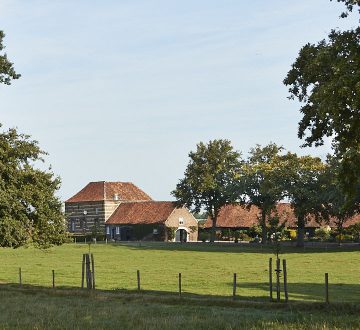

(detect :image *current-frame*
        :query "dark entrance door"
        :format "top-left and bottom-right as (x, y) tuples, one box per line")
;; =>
(111, 227), (116, 239)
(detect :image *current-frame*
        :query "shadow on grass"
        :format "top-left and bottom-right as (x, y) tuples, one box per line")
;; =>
(97, 241), (360, 254)
(2, 279), (360, 305)
(1, 282), (360, 314)
(223, 281), (360, 303)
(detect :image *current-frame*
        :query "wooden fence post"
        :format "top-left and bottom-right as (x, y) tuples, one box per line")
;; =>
(325, 273), (329, 304)
(81, 254), (85, 289)
(19, 267), (22, 287)
(52, 270), (55, 289)
(91, 253), (95, 289)
(269, 258), (273, 301)
(283, 259), (288, 302)
(276, 258), (281, 302)
(178, 273), (182, 297)
(233, 273), (237, 300)
(85, 254), (92, 289)
(137, 270), (141, 291)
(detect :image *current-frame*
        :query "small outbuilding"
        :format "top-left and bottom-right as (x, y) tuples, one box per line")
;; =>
(105, 201), (198, 242)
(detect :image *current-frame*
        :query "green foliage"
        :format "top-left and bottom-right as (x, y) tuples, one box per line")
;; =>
(0, 125), (67, 248)
(347, 222), (360, 241)
(284, 1), (360, 197)
(314, 228), (331, 241)
(280, 153), (327, 247)
(166, 227), (176, 241)
(320, 156), (359, 235)
(241, 143), (285, 243)
(0, 31), (20, 85)
(198, 230), (210, 242)
(331, 0), (360, 18)
(172, 139), (242, 242)
(247, 225), (262, 238)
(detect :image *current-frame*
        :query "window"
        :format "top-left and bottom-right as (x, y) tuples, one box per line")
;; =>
(179, 217), (184, 225)
(106, 227), (110, 235)
(116, 226), (120, 235)
(71, 221), (75, 232)
(153, 228), (158, 235)
(95, 208), (99, 214)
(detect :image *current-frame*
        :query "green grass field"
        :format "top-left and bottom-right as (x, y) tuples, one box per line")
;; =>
(0, 242), (359, 303)
(1, 286), (360, 329)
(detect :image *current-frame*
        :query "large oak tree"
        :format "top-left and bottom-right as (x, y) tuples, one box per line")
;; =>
(284, 2), (360, 198)
(1, 30), (66, 247)
(241, 143), (285, 244)
(0, 126), (68, 247)
(281, 153), (327, 247)
(172, 139), (242, 242)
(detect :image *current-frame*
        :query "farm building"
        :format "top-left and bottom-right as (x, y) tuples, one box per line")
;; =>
(204, 203), (360, 235)
(65, 181), (198, 242)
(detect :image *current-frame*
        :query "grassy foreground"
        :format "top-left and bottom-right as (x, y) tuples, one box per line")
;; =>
(0, 286), (360, 329)
(0, 242), (359, 302)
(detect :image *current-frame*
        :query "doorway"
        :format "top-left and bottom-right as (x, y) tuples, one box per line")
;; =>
(175, 228), (188, 242)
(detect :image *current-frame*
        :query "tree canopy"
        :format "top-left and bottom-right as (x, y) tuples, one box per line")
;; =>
(241, 143), (285, 244)
(284, 2), (360, 197)
(0, 31), (20, 85)
(172, 139), (242, 242)
(281, 153), (327, 247)
(0, 125), (67, 248)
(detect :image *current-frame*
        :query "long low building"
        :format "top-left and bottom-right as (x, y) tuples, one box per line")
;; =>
(204, 203), (360, 234)
(65, 181), (198, 242)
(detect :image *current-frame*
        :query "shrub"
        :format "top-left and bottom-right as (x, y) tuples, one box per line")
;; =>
(248, 225), (262, 238)
(314, 228), (331, 241)
(287, 229), (297, 240)
(198, 231), (210, 242)
(166, 227), (176, 241)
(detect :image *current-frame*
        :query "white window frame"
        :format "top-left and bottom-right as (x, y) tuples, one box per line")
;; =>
(106, 226), (110, 235)
(116, 226), (120, 235)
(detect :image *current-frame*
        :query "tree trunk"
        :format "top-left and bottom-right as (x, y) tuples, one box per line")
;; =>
(261, 210), (267, 244)
(296, 215), (305, 248)
(210, 216), (217, 243)
(338, 222), (344, 246)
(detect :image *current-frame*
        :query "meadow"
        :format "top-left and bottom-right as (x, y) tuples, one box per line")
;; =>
(0, 242), (359, 303)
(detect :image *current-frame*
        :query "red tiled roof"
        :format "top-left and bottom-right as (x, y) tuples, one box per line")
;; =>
(106, 201), (177, 225)
(204, 203), (360, 228)
(66, 181), (152, 203)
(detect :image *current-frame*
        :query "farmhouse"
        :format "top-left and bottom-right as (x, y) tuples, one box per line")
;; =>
(204, 203), (360, 235)
(65, 181), (198, 242)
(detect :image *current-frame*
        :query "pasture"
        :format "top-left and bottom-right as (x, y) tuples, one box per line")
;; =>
(0, 242), (359, 303)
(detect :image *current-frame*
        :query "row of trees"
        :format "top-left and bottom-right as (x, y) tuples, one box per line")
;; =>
(172, 139), (360, 247)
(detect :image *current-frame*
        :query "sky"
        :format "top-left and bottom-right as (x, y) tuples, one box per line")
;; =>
(0, 0), (358, 201)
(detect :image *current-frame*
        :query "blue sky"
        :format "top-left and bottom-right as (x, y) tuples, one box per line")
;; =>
(0, 0), (358, 201)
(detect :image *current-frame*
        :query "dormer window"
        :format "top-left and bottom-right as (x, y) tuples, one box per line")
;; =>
(113, 194), (119, 201)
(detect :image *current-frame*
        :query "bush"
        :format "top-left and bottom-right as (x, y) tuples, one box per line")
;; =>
(314, 228), (331, 241)
(287, 229), (297, 240)
(248, 225), (262, 238)
(198, 231), (210, 242)
(347, 222), (360, 242)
